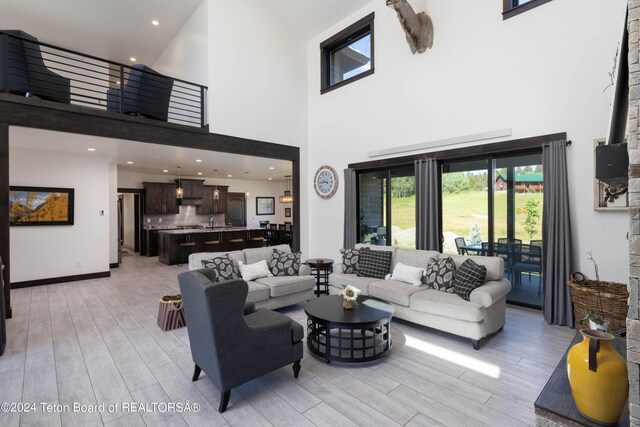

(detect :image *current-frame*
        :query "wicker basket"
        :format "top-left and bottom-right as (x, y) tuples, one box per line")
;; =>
(567, 272), (628, 335)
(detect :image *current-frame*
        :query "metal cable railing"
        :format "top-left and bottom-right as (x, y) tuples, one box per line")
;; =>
(1, 30), (208, 128)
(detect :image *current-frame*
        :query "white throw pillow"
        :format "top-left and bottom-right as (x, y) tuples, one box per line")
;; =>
(386, 262), (425, 287)
(238, 260), (273, 281)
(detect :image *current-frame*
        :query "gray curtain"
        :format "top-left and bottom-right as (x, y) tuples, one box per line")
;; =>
(542, 140), (574, 326)
(415, 158), (440, 251)
(343, 168), (357, 249)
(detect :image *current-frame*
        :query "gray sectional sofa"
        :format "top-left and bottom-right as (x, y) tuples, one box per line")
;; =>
(329, 244), (512, 349)
(189, 244), (315, 310)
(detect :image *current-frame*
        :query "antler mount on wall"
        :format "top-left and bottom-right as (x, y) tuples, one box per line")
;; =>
(386, 0), (434, 55)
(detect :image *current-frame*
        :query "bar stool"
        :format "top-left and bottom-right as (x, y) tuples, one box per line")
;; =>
(269, 223), (280, 245)
(177, 240), (196, 267)
(203, 233), (222, 252)
(227, 231), (245, 251)
(248, 229), (265, 248)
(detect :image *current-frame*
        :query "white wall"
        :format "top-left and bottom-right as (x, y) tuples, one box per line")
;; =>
(117, 171), (292, 227)
(152, 0), (209, 86)
(207, 0), (308, 147)
(9, 130), (111, 282)
(306, 0), (629, 282)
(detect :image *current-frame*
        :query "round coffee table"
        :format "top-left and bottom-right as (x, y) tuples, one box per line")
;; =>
(304, 295), (394, 363)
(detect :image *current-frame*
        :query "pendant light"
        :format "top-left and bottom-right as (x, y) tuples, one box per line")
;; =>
(213, 169), (220, 199)
(279, 175), (293, 203)
(176, 166), (183, 199)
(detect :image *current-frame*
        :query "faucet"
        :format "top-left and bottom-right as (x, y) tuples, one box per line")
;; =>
(209, 216), (213, 228)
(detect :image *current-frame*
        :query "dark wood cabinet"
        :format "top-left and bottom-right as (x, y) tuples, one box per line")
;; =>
(201, 185), (228, 214)
(176, 179), (204, 199)
(144, 182), (178, 214)
(145, 229), (159, 257)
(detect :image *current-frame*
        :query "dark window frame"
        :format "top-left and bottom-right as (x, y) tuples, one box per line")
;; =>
(502, 0), (552, 20)
(320, 12), (375, 95)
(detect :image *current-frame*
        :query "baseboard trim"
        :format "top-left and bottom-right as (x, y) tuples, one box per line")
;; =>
(109, 263), (119, 269)
(12, 271), (111, 289)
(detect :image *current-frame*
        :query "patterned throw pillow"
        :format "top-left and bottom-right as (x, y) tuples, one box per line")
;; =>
(340, 248), (360, 274)
(202, 255), (239, 283)
(356, 248), (392, 279)
(453, 259), (487, 301)
(425, 257), (456, 293)
(270, 249), (301, 276)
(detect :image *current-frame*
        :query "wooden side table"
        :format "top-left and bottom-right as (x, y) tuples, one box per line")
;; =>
(305, 258), (334, 297)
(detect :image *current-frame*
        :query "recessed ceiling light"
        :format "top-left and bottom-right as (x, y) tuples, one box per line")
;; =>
(86, 148), (96, 152)
(268, 177), (273, 181)
(196, 159), (202, 163)
(227, 174), (232, 178)
(269, 167), (275, 170)
(130, 57), (136, 62)
(197, 172), (203, 175)
(163, 169), (168, 173)
(127, 161), (134, 164)
(152, 20), (159, 26)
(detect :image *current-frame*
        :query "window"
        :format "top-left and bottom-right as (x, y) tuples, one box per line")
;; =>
(320, 13), (374, 94)
(357, 165), (415, 249)
(502, 0), (552, 20)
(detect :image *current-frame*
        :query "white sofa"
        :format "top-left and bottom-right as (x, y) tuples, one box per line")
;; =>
(189, 244), (315, 310)
(329, 244), (512, 349)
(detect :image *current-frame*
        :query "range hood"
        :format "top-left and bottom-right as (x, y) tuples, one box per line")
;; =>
(596, 8), (629, 189)
(178, 198), (202, 207)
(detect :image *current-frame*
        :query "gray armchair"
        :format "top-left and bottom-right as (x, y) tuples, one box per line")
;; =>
(178, 269), (303, 413)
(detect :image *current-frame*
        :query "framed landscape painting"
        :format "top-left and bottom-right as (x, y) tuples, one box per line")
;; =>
(256, 197), (275, 215)
(9, 186), (75, 226)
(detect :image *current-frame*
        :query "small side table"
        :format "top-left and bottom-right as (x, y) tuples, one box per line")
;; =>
(305, 258), (334, 297)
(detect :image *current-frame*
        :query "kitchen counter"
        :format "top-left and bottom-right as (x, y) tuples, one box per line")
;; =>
(158, 227), (262, 235)
(157, 227), (267, 265)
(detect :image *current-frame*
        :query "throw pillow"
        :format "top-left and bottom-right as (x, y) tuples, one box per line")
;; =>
(270, 249), (301, 276)
(202, 255), (239, 283)
(453, 259), (487, 301)
(238, 260), (273, 281)
(340, 248), (360, 274)
(357, 248), (392, 279)
(425, 257), (456, 293)
(386, 262), (425, 287)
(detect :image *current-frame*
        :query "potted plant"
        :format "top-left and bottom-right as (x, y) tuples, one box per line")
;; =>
(580, 251), (609, 332)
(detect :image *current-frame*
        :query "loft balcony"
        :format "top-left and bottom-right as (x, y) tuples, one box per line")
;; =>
(0, 30), (208, 129)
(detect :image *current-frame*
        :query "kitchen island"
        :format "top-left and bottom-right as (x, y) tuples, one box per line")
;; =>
(157, 227), (266, 265)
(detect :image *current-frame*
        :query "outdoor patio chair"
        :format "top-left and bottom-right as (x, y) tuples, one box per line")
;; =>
(455, 237), (467, 255)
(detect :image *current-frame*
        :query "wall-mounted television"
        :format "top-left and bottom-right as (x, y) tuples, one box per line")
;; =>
(9, 186), (74, 226)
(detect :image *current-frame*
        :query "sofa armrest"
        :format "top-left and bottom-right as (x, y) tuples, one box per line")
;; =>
(299, 264), (312, 276)
(333, 262), (343, 273)
(469, 278), (512, 308)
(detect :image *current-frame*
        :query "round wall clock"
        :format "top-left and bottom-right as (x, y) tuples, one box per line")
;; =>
(314, 165), (339, 199)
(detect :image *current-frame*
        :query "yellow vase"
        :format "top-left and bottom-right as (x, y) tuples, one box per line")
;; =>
(567, 329), (628, 425)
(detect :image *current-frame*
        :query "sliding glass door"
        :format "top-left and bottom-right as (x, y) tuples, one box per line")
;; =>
(441, 151), (543, 308)
(358, 165), (416, 249)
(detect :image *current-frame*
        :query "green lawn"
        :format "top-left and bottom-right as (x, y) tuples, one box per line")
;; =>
(390, 190), (543, 244)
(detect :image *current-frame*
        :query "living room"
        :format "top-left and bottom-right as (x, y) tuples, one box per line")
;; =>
(0, 0), (636, 426)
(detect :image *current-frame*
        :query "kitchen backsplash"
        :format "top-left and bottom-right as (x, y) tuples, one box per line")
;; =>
(144, 206), (225, 228)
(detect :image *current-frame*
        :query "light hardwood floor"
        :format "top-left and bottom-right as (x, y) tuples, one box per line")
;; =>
(0, 254), (575, 427)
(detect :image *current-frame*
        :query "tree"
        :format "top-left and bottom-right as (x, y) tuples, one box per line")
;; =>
(517, 199), (541, 240)
(467, 222), (483, 245)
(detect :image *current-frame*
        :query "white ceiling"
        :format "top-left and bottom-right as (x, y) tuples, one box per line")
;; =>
(0, 0), (372, 66)
(1, 0), (370, 178)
